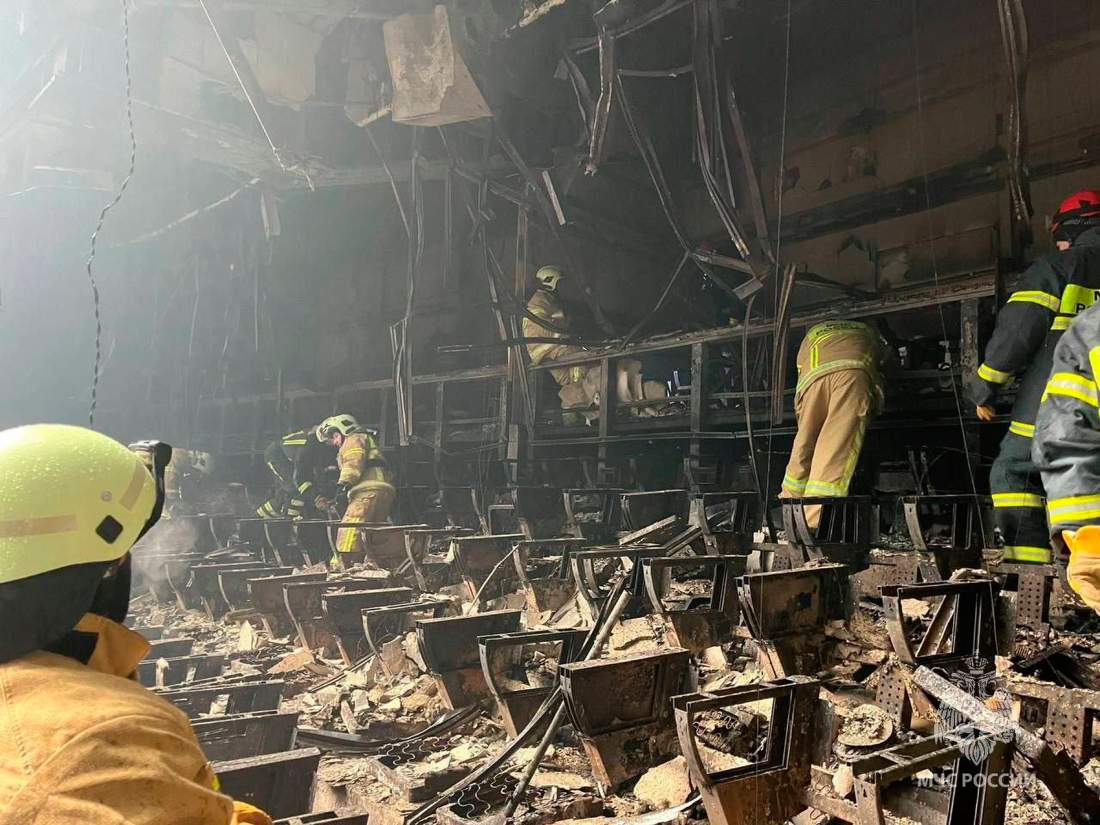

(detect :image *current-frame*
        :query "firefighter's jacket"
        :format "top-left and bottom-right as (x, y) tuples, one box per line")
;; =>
(523, 289), (570, 365)
(0, 613), (269, 825)
(794, 321), (887, 409)
(338, 432), (392, 492)
(269, 427), (336, 498)
(972, 227), (1100, 437)
(1032, 302), (1100, 536)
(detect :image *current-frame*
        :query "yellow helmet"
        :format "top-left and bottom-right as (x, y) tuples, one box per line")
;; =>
(535, 265), (564, 291)
(319, 414), (361, 439)
(0, 425), (159, 585)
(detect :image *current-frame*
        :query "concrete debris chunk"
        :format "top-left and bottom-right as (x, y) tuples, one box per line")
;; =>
(268, 649), (316, 674)
(340, 699), (358, 734)
(530, 770), (594, 791)
(380, 637), (409, 676)
(632, 756), (692, 810)
(237, 620), (259, 652)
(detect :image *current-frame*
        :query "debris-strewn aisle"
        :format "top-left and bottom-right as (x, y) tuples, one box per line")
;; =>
(130, 502), (1100, 825)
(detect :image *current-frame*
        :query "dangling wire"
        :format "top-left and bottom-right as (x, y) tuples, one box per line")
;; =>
(85, 0), (138, 427)
(909, 0), (984, 519)
(761, 0), (794, 527)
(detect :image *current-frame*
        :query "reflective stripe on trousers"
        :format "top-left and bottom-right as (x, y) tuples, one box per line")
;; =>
(335, 484), (397, 557)
(781, 369), (873, 528)
(989, 430), (1051, 564)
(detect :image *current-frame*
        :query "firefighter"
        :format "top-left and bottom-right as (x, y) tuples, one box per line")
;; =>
(255, 423), (336, 520)
(970, 189), (1100, 564)
(0, 424), (271, 825)
(780, 320), (889, 529)
(523, 266), (663, 418)
(162, 448), (215, 516)
(1032, 303), (1100, 612)
(318, 414), (395, 564)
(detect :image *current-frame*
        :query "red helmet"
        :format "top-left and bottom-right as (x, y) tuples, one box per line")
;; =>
(1052, 189), (1100, 237)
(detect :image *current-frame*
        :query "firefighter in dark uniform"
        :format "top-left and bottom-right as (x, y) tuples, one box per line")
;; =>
(969, 189), (1100, 563)
(255, 423), (337, 519)
(1033, 302), (1100, 613)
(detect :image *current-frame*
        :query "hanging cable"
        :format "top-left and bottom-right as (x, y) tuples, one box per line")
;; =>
(909, 0), (983, 503)
(85, 0), (138, 428)
(198, 0), (315, 189)
(741, 294), (776, 538)
(762, 0), (794, 521)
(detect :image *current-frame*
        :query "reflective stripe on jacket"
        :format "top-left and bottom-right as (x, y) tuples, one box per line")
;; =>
(794, 321), (886, 403)
(280, 427), (336, 490)
(338, 432), (391, 488)
(523, 290), (569, 365)
(971, 228), (1100, 426)
(1033, 302), (1100, 536)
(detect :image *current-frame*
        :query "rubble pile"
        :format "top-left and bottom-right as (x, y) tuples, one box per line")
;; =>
(129, 492), (1100, 824)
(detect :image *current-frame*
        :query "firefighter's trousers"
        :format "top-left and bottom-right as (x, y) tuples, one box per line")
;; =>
(781, 369), (873, 529)
(989, 430), (1052, 563)
(335, 482), (397, 562)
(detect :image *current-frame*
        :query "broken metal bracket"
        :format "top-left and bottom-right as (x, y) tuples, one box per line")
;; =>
(191, 710), (299, 762)
(780, 496), (878, 570)
(478, 628), (588, 736)
(901, 494), (988, 568)
(213, 747), (321, 820)
(673, 676), (820, 825)
(737, 564), (849, 678)
(913, 665), (1100, 825)
(881, 579), (999, 667)
(641, 554), (746, 653)
(361, 599), (448, 673)
(321, 587), (414, 666)
(248, 571), (328, 638)
(417, 610), (523, 708)
(1010, 678), (1100, 765)
(560, 648), (690, 790)
(689, 491), (758, 555)
(451, 534), (526, 604)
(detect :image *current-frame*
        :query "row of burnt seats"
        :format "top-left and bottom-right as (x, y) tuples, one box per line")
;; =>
(121, 491), (802, 815)
(130, 490), (1005, 689)
(127, 628), (372, 823)
(126, 490), (1060, 821)
(119, 619), (320, 820)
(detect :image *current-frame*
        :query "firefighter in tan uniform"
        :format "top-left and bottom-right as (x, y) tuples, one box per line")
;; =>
(780, 321), (888, 528)
(0, 426), (271, 825)
(524, 266), (664, 419)
(319, 414), (395, 565)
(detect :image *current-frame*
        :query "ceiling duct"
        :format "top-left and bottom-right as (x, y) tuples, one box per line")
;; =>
(383, 4), (491, 126)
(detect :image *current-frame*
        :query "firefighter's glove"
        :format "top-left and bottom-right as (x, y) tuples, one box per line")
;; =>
(1064, 526), (1100, 615)
(335, 483), (351, 511)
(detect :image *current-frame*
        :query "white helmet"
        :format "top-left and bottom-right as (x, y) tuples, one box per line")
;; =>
(535, 265), (564, 291)
(319, 414), (361, 439)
